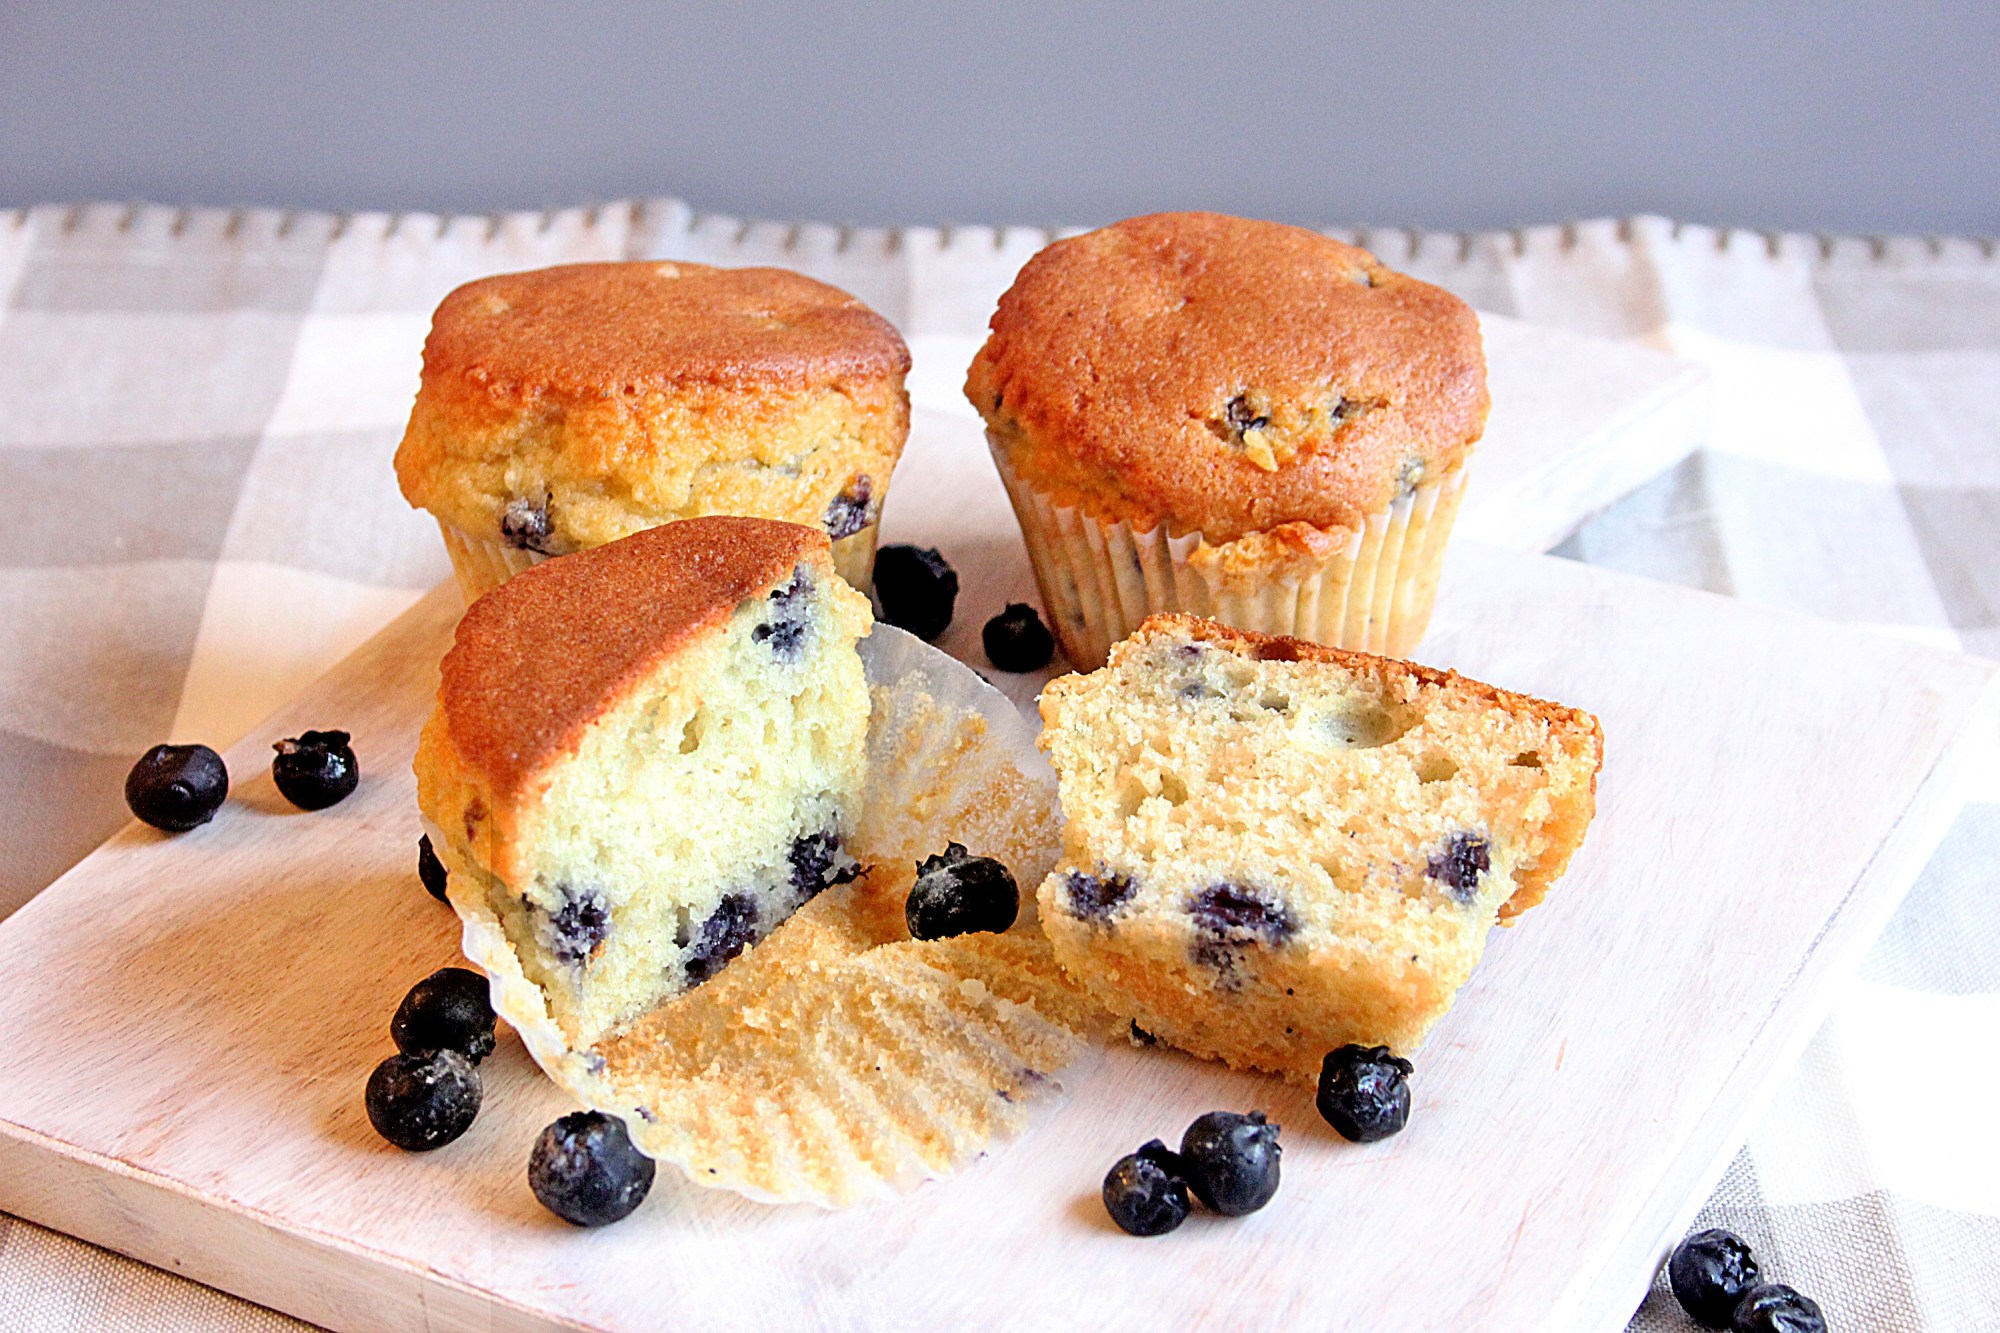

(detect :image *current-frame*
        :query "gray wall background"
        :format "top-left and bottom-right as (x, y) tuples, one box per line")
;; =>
(3, 2), (1995, 236)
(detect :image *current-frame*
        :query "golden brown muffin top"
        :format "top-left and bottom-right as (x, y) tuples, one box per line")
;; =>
(966, 213), (1488, 541)
(423, 261), (910, 398)
(438, 516), (826, 804)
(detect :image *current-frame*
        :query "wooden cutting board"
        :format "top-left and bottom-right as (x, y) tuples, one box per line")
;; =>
(0, 541), (1991, 1333)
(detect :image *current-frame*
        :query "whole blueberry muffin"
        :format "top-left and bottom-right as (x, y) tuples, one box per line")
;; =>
(415, 516), (873, 1049)
(967, 212), (1487, 668)
(1035, 614), (1601, 1081)
(395, 261), (909, 598)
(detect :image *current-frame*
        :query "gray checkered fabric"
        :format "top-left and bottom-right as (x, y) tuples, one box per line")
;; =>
(0, 203), (1994, 1331)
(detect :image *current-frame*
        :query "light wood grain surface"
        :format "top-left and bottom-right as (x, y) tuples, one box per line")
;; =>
(0, 539), (1991, 1333)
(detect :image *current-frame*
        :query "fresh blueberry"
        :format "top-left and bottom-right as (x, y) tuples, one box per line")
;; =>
(982, 602), (1055, 672)
(823, 476), (874, 540)
(417, 834), (449, 903)
(391, 967), (497, 1064)
(1669, 1228), (1762, 1328)
(1426, 830), (1491, 901)
(529, 1110), (656, 1227)
(125, 743), (229, 831)
(1179, 1110), (1282, 1216)
(685, 893), (759, 984)
(271, 729), (359, 810)
(1316, 1044), (1415, 1143)
(1063, 870), (1134, 922)
(906, 843), (1019, 940)
(873, 544), (958, 641)
(1731, 1283), (1824, 1333)
(1102, 1139), (1191, 1236)
(365, 1049), (481, 1151)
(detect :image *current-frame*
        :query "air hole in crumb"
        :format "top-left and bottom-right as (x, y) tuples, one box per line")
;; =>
(1512, 750), (1543, 769)
(678, 713), (702, 754)
(1159, 772), (1190, 806)
(1417, 753), (1458, 783)
(1259, 692), (1291, 712)
(1320, 697), (1417, 748)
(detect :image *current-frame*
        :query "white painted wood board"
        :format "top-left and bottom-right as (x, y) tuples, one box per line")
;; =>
(0, 541), (1992, 1333)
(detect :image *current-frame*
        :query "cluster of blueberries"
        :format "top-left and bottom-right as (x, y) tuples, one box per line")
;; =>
(872, 543), (1057, 674)
(1099, 1043), (1414, 1238)
(1666, 1228), (1825, 1332)
(364, 962), (656, 1227)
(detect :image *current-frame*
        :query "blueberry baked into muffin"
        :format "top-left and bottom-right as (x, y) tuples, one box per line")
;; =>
(1036, 614), (1601, 1082)
(968, 212), (1488, 668)
(415, 515), (873, 1049)
(395, 260), (910, 597)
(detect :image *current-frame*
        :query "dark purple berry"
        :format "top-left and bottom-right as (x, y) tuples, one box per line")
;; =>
(1063, 870), (1134, 922)
(873, 544), (958, 641)
(1102, 1141), (1191, 1236)
(906, 843), (1018, 940)
(529, 1110), (655, 1226)
(125, 743), (228, 831)
(1669, 1228), (1761, 1327)
(365, 1049), (481, 1151)
(789, 829), (860, 901)
(1188, 883), (1295, 943)
(271, 729), (359, 810)
(1731, 1283), (1824, 1333)
(823, 476), (874, 540)
(1179, 1110), (1281, 1216)
(500, 495), (555, 554)
(751, 569), (812, 661)
(1317, 1044), (1414, 1143)
(417, 834), (448, 903)
(685, 893), (758, 984)
(391, 967), (496, 1064)
(982, 603), (1055, 672)
(545, 883), (611, 967)
(1426, 831), (1491, 901)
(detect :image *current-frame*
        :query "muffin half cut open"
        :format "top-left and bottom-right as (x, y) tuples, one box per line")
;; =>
(1036, 614), (1602, 1083)
(416, 516), (873, 1049)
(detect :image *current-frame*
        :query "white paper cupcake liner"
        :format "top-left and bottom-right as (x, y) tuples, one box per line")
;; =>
(440, 624), (1111, 1208)
(990, 444), (1467, 669)
(437, 518), (881, 604)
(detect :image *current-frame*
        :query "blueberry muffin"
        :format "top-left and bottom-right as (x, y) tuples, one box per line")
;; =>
(395, 261), (909, 597)
(1035, 614), (1601, 1081)
(415, 515), (873, 1049)
(967, 212), (1488, 669)
(455, 626), (1117, 1206)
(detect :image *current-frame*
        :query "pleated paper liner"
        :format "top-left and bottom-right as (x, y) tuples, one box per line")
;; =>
(435, 517), (882, 603)
(990, 445), (1468, 670)
(442, 624), (1116, 1208)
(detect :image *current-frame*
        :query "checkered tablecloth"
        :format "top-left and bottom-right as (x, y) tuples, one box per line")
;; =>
(0, 203), (1994, 1331)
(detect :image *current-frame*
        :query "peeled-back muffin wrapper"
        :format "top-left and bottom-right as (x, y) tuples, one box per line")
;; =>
(436, 624), (1114, 1208)
(435, 518), (882, 604)
(989, 444), (1467, 671)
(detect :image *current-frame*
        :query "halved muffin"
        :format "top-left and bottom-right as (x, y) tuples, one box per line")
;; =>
(415, 516), (872, 1048)
(1036, 614), (1602, 1082)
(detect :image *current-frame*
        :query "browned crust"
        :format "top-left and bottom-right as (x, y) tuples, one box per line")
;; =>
(421, 261), (910, 398)
(967, 212), (1488, 540)
(1115, 613), (1604, 916)
(436, 516), (828, 806)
